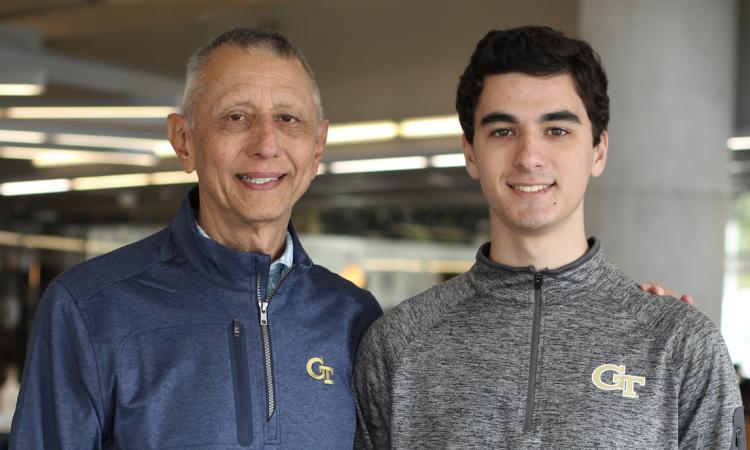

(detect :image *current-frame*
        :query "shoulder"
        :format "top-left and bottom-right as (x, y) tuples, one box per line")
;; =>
(54, 227), (175, 305)
(608, 274), (725, 364)
(359, 272), (472, 361)
(306, 264), (382, 316)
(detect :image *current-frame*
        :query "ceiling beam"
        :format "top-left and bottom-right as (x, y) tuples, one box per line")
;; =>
(0, 42), (183, 98)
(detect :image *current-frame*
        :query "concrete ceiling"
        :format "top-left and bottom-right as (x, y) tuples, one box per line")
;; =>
(0, 0), (582, 240)
(0, 0), (746, 239)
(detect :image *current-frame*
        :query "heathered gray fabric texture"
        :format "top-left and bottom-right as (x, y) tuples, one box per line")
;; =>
(353, 239), (743, 449)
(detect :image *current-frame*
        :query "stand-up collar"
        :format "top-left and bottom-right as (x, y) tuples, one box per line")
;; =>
(468, 238), (621, 304)
(169, 187), (312, 291)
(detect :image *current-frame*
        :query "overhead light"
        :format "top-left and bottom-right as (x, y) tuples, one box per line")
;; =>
(430, 153), (465, 168)
(399, 115), (463, 139)
(150, 171), (197, 185)
(316, 163), (327, 176)
(0, 84), (45, 96)
(0, 146), (156, 167)
(361, 257), (473, 274)
(153, 141), (175, 157)
(1, 106), (176, 119)
(0, 70), (46, 96)
(52, 133), (170, 153)
(0, 178), (70, 196)
(329, 156), (428, 174)
(327, 121), (399, 145)
(0, 129), (47, 144)
(72, 173), (151, 191)
(0, 170), (198, 196)
(728, 136), (750, 151)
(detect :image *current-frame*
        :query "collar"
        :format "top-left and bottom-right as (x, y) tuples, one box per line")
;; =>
(468, 238), (623, 305)
(169, 186), (311, 291)
(194, 223), (294, 271)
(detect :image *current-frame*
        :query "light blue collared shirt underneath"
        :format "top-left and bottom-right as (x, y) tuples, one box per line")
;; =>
(195, 222), (293, 292)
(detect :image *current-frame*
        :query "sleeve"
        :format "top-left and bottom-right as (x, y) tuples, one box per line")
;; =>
(677, 317), (744, 449)
(352, 323), (394, 450)
(9, 281), (105, 450)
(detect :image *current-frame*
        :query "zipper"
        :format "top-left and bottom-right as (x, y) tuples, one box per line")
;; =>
(256, 266), (293, 420)
(229, 319), (253, 446)
(524, 272), (544, 432)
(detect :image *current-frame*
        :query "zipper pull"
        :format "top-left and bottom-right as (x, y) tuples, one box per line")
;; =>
(232, 320), (240, 337)
(259, 300), (269, 326)
(534, 272), (543, 289)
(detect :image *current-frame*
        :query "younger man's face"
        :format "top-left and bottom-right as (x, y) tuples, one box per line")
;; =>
(462, 72), (608, 236)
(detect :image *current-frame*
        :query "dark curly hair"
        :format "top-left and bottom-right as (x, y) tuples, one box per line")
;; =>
(456, 26), (609, 146)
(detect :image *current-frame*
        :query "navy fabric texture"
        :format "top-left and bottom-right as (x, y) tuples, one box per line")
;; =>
(10, 187), (382, 449)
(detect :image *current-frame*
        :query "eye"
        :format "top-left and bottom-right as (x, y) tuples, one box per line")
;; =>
(491, 128), (514, 137)
(227, 113), (245, 122)
(547, 127), (569, 137)
(278, 113), (298, 124)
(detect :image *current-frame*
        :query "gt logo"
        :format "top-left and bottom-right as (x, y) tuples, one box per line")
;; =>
(591, 364), (646, 398)
(306, 357), (334, 385)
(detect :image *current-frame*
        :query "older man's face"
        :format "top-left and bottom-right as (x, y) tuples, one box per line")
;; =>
(173, 46), (326, 239)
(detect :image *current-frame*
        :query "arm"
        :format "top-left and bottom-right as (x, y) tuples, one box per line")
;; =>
(10, 281), (105, 450)
(677, 320), (744, 448)
(352, 324), (393, 450)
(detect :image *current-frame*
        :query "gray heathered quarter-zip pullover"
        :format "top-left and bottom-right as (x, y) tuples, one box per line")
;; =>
(353, 239), (745, 449)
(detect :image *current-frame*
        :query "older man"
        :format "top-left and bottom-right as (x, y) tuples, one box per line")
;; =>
(10, 28), (381, 449)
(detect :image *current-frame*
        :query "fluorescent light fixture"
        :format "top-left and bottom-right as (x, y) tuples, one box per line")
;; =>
(399, 115), (462, 139)
(430, 153), (466, 168)
(426, 259), (473, 273)
(2, 106), (176, 119)
(361, 257), (473, 274)
(153, 141), (175, 157)
(327, 121), (398, 145)
(0, 178), (70, 196)
(150, 171), (197, 185)
(23, 235), (84, 252)
(316, 163), (326, 176)
(0, 146), (156, 167)
(72, 173), (151, 191)
(362, 258), (426, 273)
(0, 230), (21, 246)
(0, 84), (45, 96)
(328, 156), (428, 174)
(728, 136), (750, 151)
(52, 133), (170, 153)
(0, 129), (47, 144)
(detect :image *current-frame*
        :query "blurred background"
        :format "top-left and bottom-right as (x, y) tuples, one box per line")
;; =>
(0, 0), (748, 441)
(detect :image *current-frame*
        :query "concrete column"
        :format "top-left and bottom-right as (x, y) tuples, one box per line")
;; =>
(579, 0), (736, 325)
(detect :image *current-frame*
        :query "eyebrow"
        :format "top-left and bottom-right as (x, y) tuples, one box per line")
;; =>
(479, 112), (518, 126)
(540, 110), (581, 124)
(479, 109), (582, 127)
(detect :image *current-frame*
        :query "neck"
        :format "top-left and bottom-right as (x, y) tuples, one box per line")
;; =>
(488, 215), (589, 270)
(197, 210), (288, 259)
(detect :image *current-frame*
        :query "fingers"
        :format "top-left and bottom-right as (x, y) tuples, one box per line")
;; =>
(638, 281), (694, 305)
(680, 294), (694, 305)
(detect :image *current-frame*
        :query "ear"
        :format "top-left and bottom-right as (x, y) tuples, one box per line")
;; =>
(462, 133), (480, 180)
(590, 130), (608, 178)
(167, 113), (196, 173)
(310, 118), (328, 178)
(314, 118), (328, 163)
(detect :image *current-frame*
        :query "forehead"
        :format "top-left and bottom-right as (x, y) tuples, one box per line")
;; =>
(476, 72), (587, 120)
(198, 46), (317, 107)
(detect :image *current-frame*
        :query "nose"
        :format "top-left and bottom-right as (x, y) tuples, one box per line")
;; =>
(250, 115), (281, 158)
(513, 132), (544, 171)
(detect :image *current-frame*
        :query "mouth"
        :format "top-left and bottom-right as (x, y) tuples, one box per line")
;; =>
(235, 173), (285, 188)
(509, 182), (555, 193)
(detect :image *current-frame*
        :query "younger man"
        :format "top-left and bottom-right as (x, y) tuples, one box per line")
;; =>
(353, 26), (744, 449)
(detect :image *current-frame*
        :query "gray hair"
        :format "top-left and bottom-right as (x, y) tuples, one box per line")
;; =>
(180, 27), (323, 122)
